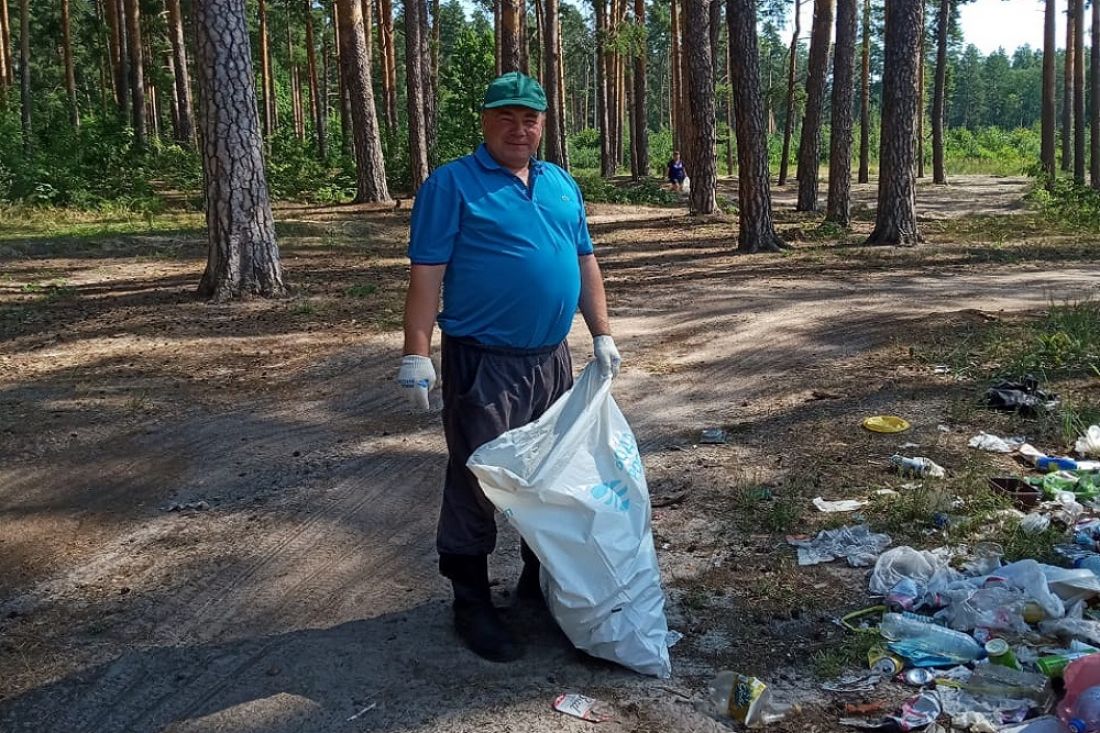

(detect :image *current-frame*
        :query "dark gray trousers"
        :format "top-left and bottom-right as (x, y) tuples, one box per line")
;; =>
(437, 335), (573, 557)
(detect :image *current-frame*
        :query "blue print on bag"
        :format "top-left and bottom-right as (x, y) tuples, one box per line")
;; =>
(611, 431), (643, 482)
(591, 479), (631, 511)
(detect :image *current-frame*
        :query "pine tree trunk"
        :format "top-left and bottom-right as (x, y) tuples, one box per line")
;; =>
(381, 0), (397, 133)
(166, 50), (180, 133)
(825, 0), (856, 226)
(866, 0), (922, 246)
(115, 0), (130, 124)
(596, 0), (614, 176)
(125, 0), (146, 148)
(727, 0), (785, 252)
(795, 0), (834, 211)
(405, 0), (429, 192)
(332, 1), (351, 153)
(258, 0), (274, 137)
(0, 0), (12, 91)
(18, 0), (29, 153)
(336, 0), (389, 202)
(193, 0), (285, 301)
(544, 0), (566, 165)
(557, 23), (569, 166)
(62, 0), (79, 127)
(778, 0), (800, 186)
(420, 0), (437, 166)
(103, 0), (123, 108)
(684, 0), (717, 214)
(166, 0), (195, 146)
(915, 0), (925, 179)
(858, 0), (871, 183)
(1063, 3), (1074, 172)
(725, 19), (735, 176)
(494, 0), (502, 75)
(501, 0), (524, 72)
(305, 2), (327, 159)
(1042, 0), (1056, 178)
(670, 0), (681, 152)
(931, 0), (949, 184)
(1073, 0), (1085, 183)
(633, 0), (648, 177)
(677, 0), (696, 177)
(1091, 0), (1099, 188)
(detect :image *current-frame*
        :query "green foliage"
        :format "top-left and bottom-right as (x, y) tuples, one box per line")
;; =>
(940, 127), (1039, 176)
(572, 172), (679, 206)
(264, 130), (355, 203)
(437, 28), (496, 164)
(1028, 177), (1100, 230)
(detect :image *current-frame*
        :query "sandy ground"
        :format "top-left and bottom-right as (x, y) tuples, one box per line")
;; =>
(2, 176), (1099, 732)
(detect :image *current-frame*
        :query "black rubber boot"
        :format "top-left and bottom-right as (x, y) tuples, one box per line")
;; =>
(439, 554), (523, 663)
(516, 540), (545, 605)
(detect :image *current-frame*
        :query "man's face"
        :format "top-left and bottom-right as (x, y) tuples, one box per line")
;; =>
(481, 106), (544, 170)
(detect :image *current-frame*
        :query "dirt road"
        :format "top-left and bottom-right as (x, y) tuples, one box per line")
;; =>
(2, 177), (1098, 732)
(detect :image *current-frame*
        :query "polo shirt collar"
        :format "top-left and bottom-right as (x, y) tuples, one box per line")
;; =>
(474, 143), (543, 174)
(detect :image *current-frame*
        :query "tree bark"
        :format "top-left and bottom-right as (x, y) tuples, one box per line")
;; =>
(825, 0), (856, 226)
(857, 0), (871, 183)
(795, 0), (834, 211)
(258, 0), (274, 137)
(632, 0), (648, 177)
(670, 0), (681, 152)
(305, 2), (327, 159)
(336, 0), (389, 202)
(1042, 0), (1056, 178)
(727, 0), (786, 252)
(166, 0), (195, 146)
(124, 0), (146, 148)
(725, 16), (735, 176)
(1063, 1), (1074, 172)
(18, 0), (29, 153)
(1073, 0), (1085, 183)
(375, 0), (396, 134)
(543, 0), (566, 165)
(1091, 0), (1099, 188)
(684, 0), (717, 214)
(193, 0), (285, 301)
(778, 0), (801, 186)
(557, 20), (569, 166)
(501, 0), (524, 72)
(0, 0), (12, 91)
(866, 0), (922, 246)
(931, 0), (949, 184)
(405, 0), (430, 191)
(115, 0), (130, 123)
(915, 0), (925, 179)
(596, 0), (614, 176)
(62, 0), (79, 126)
(420, 0), (437, 166)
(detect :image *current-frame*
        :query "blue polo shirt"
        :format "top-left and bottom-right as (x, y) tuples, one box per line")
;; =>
(408, 144), (595, 349)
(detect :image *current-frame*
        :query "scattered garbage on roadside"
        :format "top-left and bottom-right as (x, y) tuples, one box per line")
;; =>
(787, 525), (893, 567)
(1077, 427), (1100, 458)
(986, 376), (1060, 416)
(891, 454), (947, 479)
(864, 415), (913, 434)
(553, 693), (615, 722)
(699, 427), (728, 445)
(814, 497), (868, 513)
(706, 671), (793, 727)
(970, 432), (1028, 454)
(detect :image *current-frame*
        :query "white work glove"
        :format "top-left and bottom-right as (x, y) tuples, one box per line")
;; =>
(396, 355), (437, 411)
(593, 335), (622, 379)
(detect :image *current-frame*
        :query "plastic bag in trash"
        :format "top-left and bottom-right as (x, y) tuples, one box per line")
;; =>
(467, 362), (672, 678)
(1077, 425), (1100, 458)
(787, 525), (892, 567)
(985, 376), (1059, 416)
(968, 432), (1026, 453)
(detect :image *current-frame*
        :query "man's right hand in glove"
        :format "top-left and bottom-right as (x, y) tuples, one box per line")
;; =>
(396, 355), (437, 411)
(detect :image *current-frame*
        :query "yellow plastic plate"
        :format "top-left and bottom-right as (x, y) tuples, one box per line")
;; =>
(862, 415), (911, 433)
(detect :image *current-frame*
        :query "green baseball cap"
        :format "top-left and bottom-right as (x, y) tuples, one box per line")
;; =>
(482, 72), (547, 112)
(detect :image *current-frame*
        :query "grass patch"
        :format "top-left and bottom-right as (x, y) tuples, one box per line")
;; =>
(344, 283), (378, 298)
(812, 632), (881, 679)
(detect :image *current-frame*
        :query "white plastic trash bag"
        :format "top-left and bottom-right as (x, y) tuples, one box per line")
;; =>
(467, 362), (673, 678)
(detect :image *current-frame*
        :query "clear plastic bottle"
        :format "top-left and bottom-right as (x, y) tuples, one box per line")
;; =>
(1069, 686), (1100, 732)
(879, 612), (983, 663)
(890, 455), (946, 479)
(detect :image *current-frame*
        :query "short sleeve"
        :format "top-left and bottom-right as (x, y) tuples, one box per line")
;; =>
(571, 177), (594, 256)
(408, 175), (461, 265)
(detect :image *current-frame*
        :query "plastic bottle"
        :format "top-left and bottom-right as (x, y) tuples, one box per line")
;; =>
(879, 612), (984, 664)
(1019, 717), (1072, 733)
(1038, 456), (1080, 472)
(1068, 686), (1100, 732)
(890, 455), (947, 479)
(1075, 556), (1100, 576)
(707, 671), (790, 728)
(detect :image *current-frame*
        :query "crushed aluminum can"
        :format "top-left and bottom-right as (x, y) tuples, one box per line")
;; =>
(903, 668), (935, 687)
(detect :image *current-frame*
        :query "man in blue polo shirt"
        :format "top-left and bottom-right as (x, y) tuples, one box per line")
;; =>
(395, 72), (621, 663)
